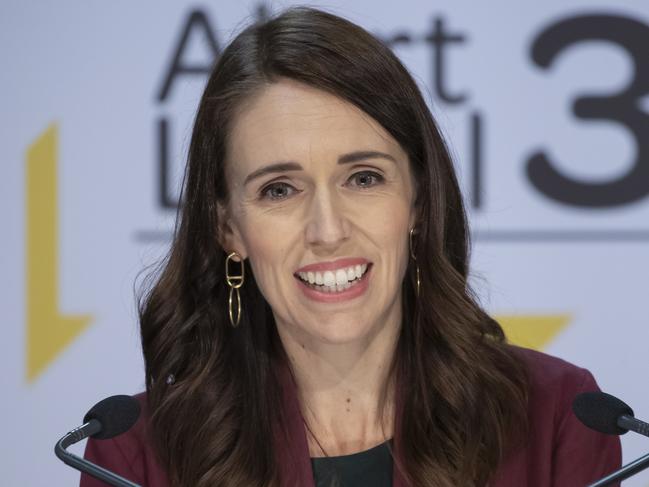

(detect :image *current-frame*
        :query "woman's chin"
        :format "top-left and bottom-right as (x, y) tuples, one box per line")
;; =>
(302, 316), (388, 347)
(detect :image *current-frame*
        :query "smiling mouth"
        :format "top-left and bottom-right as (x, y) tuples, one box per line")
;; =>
(295, 263), (371, 293)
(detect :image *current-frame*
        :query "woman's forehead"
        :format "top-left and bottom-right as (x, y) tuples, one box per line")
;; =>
(226, 80), (406, 176)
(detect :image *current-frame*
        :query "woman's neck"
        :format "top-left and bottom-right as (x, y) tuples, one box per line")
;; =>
(276, 317), (400, 457)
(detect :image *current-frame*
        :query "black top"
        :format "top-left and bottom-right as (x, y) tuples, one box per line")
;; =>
(311, 441), (393, 487)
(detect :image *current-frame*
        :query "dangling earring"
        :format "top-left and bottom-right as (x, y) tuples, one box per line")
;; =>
(409, 228), (421, 297)
(225, 251), (245, 327)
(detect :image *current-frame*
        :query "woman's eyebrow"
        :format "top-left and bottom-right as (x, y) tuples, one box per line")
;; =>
(243, 150), (396, 186)
(338, 150), (396, 165)
(243, 162), (302, 186)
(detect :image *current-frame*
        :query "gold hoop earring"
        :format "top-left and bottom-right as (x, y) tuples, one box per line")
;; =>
(225, 251), (245, 327)
(409, 228), (421, 297)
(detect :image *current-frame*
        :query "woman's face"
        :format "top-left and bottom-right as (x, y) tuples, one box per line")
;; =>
(222, 79), (416, 346)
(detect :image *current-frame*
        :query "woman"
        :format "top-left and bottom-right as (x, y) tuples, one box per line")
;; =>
(82, 7), (620, 487)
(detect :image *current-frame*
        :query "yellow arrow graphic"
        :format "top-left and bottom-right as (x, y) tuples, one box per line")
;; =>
(25, 123), (91, 382)
(497, 314), (571, 351)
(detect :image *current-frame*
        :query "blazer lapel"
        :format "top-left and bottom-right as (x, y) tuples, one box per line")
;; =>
(274, 360), (315, 487)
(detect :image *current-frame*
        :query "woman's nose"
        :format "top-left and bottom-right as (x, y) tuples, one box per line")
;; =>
(304, 190), (351, 249)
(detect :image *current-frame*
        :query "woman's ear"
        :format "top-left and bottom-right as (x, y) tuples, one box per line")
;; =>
(408, 202), (421, 232)
(216, 202), (248, 259)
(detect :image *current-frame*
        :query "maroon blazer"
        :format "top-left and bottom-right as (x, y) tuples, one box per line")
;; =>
(81, 347), (621, 486)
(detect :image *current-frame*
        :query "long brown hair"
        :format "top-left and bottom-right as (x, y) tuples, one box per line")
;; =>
(139, 7), (528, 486)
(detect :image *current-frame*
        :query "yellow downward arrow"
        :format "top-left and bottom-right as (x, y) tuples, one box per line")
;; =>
(497, 314), (571, 351)
(25, 123), (92, 382)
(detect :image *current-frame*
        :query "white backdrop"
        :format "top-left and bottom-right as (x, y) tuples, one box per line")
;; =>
(2, 1), (649, 485)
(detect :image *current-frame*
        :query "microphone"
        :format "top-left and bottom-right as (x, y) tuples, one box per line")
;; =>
(572, 392), (649, 487)
(573, 391), (649, 438)
(54, 395), (141, 487)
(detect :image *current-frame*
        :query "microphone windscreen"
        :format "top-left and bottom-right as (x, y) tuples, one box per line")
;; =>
(572, 391), (634, 435)
(83, 395), (141, 440)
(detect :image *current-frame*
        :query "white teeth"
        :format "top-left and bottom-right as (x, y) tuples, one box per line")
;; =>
(347, 267), (355, 281)
(323, 271), (336, 287)
(297, 263), (370, 291)
(335, 269), (347, 286)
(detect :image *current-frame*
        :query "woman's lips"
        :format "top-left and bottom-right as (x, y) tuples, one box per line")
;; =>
(294, 263), (372, 303)
(294, 257), (371, 274)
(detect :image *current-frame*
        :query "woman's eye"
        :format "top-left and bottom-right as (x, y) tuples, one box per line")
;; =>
(260, 182), (297, 200)
(348, 171), (384, 188)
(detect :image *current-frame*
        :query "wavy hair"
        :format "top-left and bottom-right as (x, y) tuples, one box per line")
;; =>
(139, 7), (529, 486)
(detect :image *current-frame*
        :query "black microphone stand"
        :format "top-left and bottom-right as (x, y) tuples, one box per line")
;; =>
(54, 419), (140, 487)
(589, 451), (649, 487)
